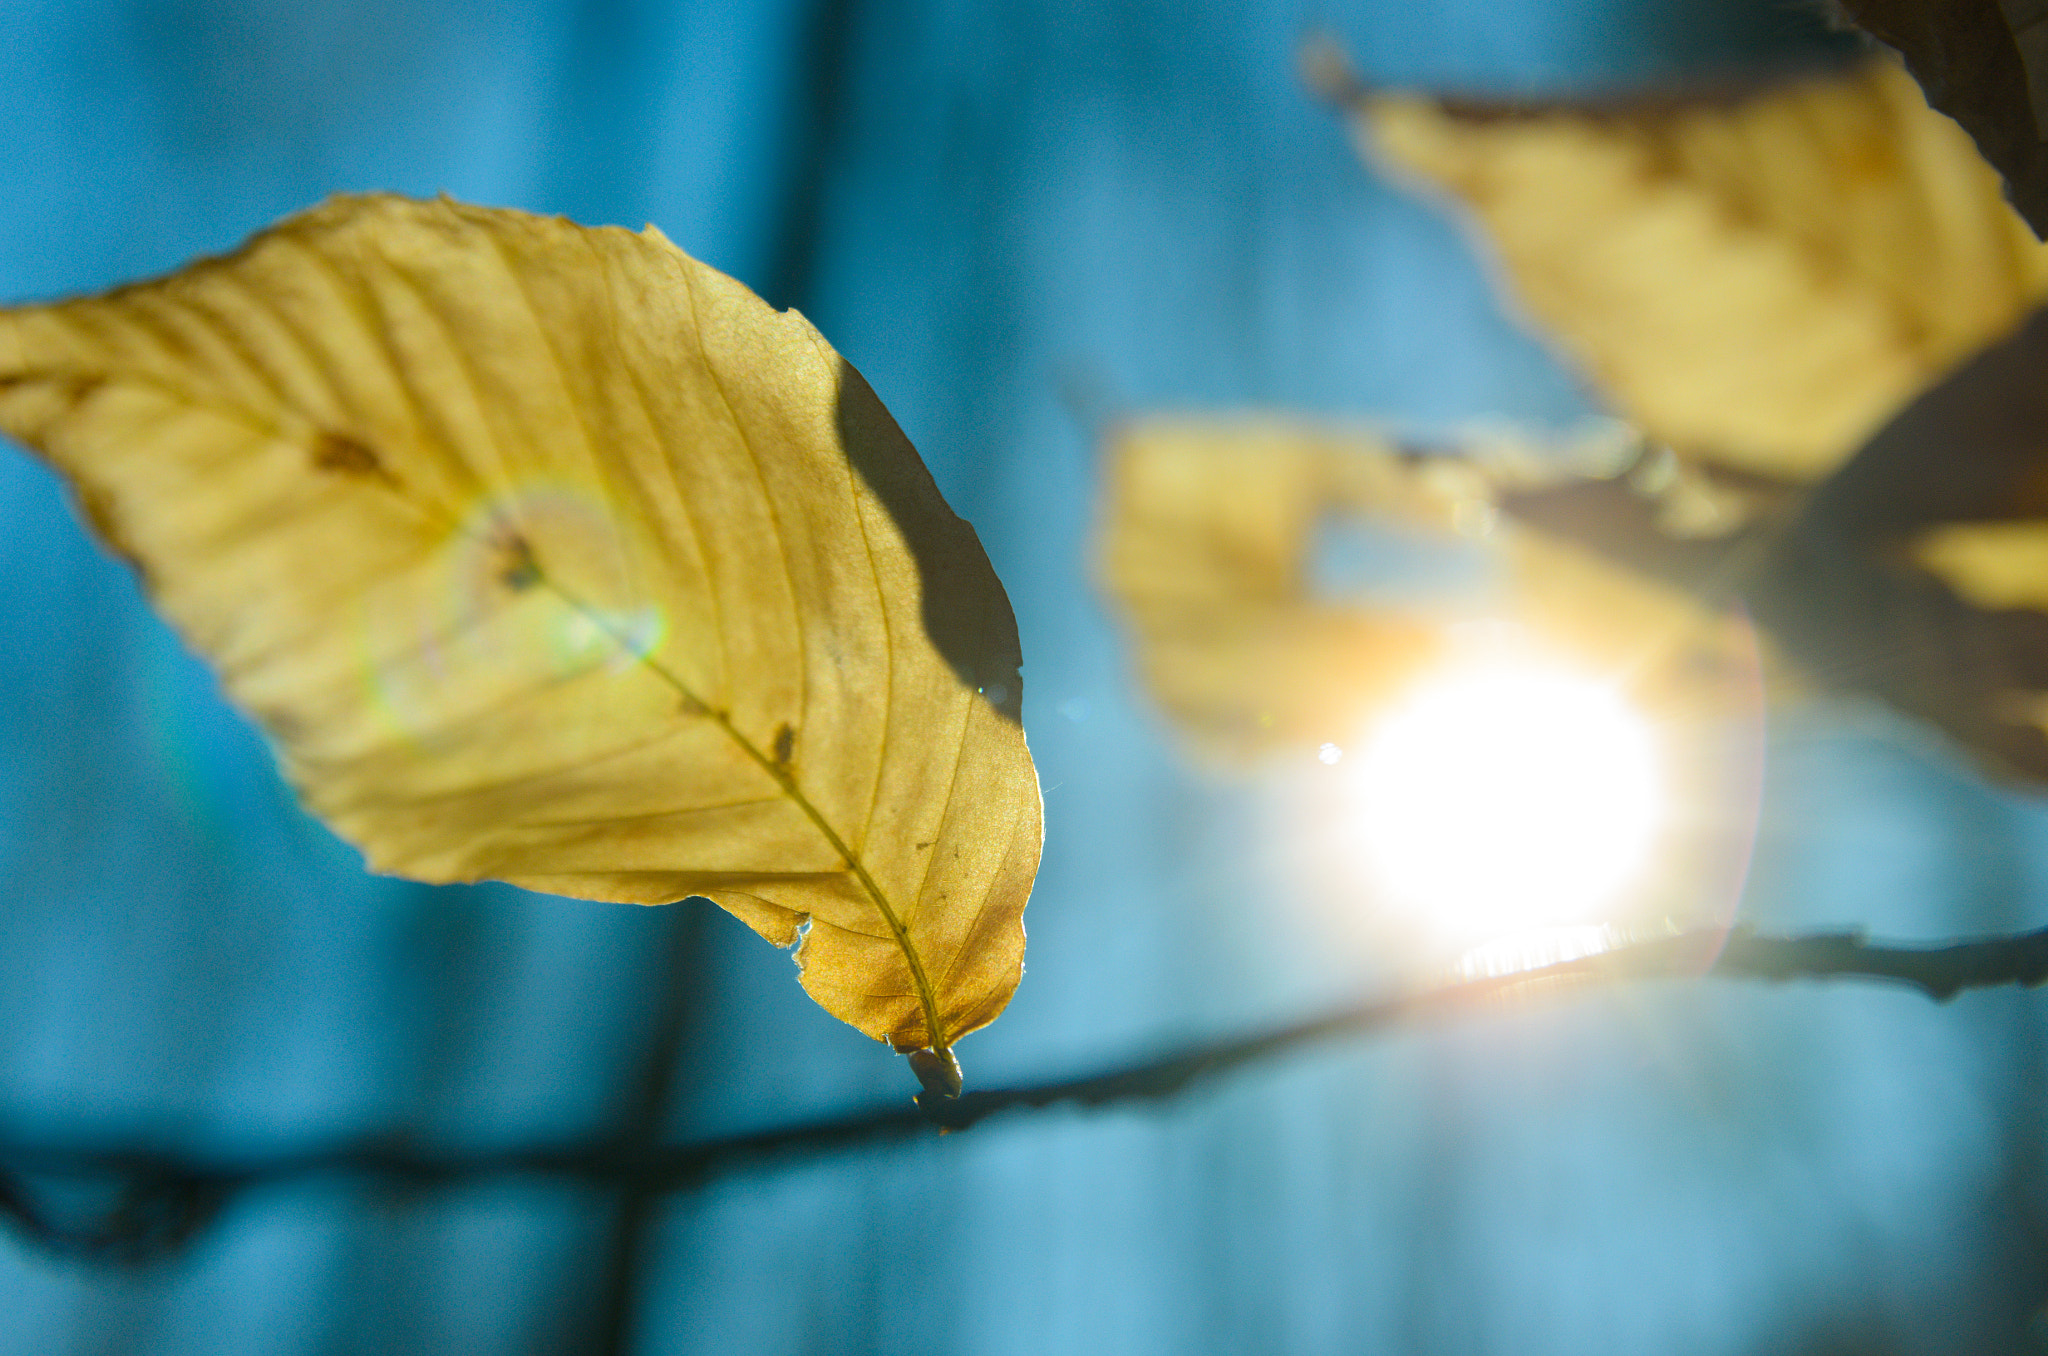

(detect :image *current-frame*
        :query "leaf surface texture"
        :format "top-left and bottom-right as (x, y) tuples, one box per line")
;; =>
(0, 194), (1040, 1057)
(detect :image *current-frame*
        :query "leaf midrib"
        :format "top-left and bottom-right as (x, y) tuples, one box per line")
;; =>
(538, 569), (950, 1054)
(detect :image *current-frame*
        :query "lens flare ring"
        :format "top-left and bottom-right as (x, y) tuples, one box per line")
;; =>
(358, 481), (672, 744)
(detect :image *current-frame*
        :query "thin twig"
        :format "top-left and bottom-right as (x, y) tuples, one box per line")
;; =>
(6, 923), (2046, 1263)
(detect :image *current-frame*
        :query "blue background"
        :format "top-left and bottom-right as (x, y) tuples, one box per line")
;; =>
(2, 1), (2045, 1352)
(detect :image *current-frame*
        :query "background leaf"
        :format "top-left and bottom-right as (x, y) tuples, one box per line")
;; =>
(1351, 56), (2048, 484)
(1096, 417), (1763, 764)
(1833, 0), (2048, 238)
(1752, 305), (2048, 782)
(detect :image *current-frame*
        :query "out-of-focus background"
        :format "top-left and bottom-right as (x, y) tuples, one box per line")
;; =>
(3, 1), (2046, 1352)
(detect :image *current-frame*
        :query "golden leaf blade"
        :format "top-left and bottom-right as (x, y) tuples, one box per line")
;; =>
(1353, 58), (2048, 482)
(0, 194), (1041, 1058)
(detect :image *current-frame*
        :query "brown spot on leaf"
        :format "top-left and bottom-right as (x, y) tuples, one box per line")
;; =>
(496, 531), (540, 592)
(263, 708), (307, 743)
(310, 431), (395, 484)
(772, 723), (795, 765)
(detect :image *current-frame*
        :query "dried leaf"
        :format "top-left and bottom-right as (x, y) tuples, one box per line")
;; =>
(0, 194), (1041, 1060)
(1491, 302), (2048, 783)
(1751, 304), (2048, 780)
(1348, 56), (2048, 483)
(1833, 0), (2048, 238)
(1096, 418), (1765, 765)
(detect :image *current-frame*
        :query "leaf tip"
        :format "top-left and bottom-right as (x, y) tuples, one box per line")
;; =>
(908, 1047), (963, 1101)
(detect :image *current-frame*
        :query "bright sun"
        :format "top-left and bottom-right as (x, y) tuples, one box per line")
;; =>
(1344, 662), (1663, 938)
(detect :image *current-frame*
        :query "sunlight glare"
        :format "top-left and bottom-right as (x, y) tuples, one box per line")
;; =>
(1346, 663), (1662, 938)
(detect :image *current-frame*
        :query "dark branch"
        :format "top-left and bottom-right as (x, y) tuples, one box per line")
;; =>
(6, 923), (2046, 1264)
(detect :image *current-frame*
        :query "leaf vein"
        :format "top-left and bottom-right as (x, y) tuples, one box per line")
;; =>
(598, 241), (732, 711)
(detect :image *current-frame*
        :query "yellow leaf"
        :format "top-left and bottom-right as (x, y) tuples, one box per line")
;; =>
(1096, 417), (1765, 765)
(1913, 522), (2048, 611)
(0, 194), (1040, 1063)
(1353, 57), (2048, 483)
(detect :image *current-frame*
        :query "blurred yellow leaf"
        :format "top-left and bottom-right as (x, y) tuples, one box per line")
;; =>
(1350, 57), (2048, 483)
(0, 194), (1040, 1065)
(1097, 417), (1765, 765)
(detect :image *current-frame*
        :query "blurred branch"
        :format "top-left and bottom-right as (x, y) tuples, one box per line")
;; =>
(5, 922), (2046, 1264)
